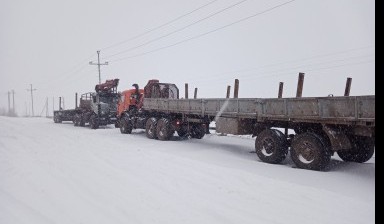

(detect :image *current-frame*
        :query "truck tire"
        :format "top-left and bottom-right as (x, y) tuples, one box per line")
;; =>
(190, 124), (205, 139)
(89, 114), (99, 129)
(74, 114), (81, 126)
(156, 118), (174, 141)
(177, 125), (188, 137)
(120, 117), (132, 134)
(290, 132), (331, 171)
(337, 136), (375, 163)
(255, 129), (288, 164)
(145, 117), (158, 139)
(79, 115), (85, 127)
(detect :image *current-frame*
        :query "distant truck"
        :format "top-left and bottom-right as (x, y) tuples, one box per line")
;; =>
(53, 79), (120, 129)
(116, 79), (375, 171)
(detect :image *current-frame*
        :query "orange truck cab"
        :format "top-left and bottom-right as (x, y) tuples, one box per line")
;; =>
(117, 88), (144, 118)
(116, 79), (180, 132)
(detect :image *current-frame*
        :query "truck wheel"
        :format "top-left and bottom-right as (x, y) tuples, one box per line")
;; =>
(290, 132), (331, 171)
(79, 116), (85, 127)
(120, 117), (132, 134)
(191, 124), (205, 139)
(156, 118), (174, 141)
(145, 118), (158, 139)
(255, 129), (288, 164)
(337, 136), (375, 163)
(89, 115), (99, 129)
(177, 125), (188, 137)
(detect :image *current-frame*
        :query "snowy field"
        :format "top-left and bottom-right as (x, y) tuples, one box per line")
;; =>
(0, 116), (375, 224)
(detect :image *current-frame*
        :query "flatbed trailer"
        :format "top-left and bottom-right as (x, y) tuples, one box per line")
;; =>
(118, 79), (375, 171)
(142, 95), (374, 132)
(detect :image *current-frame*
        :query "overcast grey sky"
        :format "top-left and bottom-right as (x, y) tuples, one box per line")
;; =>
(0, 0), (375, 116)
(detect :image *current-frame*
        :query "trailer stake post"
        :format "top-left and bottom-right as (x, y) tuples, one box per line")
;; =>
(278, 82), (284, 98)
(185, 83), (188, 99)
(344, 77), (352, 96)
(226, 86), (231, 98)
(234, 79), (239, 98)
(296, 73), (305, 97)
(75, 93), (78, 108)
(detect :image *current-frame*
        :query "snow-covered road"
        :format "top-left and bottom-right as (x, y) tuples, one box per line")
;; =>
(0, 117), (375, 224)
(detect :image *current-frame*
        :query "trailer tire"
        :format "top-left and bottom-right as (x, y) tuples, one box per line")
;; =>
(145, 117), (158, 139)
(89, 114), (99, 129)
(290, 132), (331, 171)
(120, 117), (132, 134)
(156, 118), (174, 141)
(54, 115), (62, 123)
(337, 136), (375, 163)
(191, 124), (205, 139)
(255, 129), (288, 164)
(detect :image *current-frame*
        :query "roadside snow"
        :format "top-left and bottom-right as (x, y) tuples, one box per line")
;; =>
(0, 117), (375, 224)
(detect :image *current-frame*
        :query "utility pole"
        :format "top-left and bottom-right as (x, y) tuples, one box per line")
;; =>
(46, 97), (49, 117)
(25, 101), (28, 117)
(39, 97), (49, 117)
(11, 90), (15, 114)
(27, 84), (37, 117)
(89, 50), (108, 84)
(7, 91), (10, 114)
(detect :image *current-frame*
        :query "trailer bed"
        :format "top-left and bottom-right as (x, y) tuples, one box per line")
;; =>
(53, 109), (78, 122)
(142, 95), (375, 127)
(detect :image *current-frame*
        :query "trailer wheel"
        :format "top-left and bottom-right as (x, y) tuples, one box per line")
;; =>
(145, 117), (158, 139)
(290, 133), (331, 171)
(73, 114), (81, 126)
(54, 115), (62, 123)
(337, 136), (375, 163)
(190, 124), (205, 139)
(255, 129), (288, 164)
(120, 117), (132, 134)
(89, 115), (99, 129)
(156, 118), (174, 141)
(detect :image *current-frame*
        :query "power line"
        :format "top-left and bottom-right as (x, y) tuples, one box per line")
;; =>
(39, 1), (220, 90)
(188, 54), (374, 84)
(101, 0), (219, 51)
(190, 59), (375, 91)
(110, 0), (296, 62)
(104, 0), (249, 59)
(184, 51), (375, 83)
(35, 53), (96, 88)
